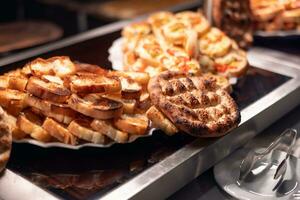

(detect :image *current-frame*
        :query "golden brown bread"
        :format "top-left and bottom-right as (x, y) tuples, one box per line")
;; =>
(42, 117), (77, 145)
(0, 89), (28, 116)
(8, 75), (28, 91)
(68, 119), (108, 144)
(27, 56), (76, 77)
(146, 106), (178, 135)
(113, 114), (149, 135)
(70, 74), (121, 94)
(25, 95), (77, 124)
(17, 110), (52, 142)
(68, 94), (123, 120)
(148, 71), (240, 137)
(26, 76), (71, 103)
(109, 71), (150, 85)
(119, 76), (142, 99)
(91, 119), (129, 143)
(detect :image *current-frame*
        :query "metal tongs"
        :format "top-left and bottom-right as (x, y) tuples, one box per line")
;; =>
(239, 129), (297, 181)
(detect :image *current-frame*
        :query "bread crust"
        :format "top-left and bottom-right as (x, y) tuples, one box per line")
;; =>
(148, 71), (240, 137)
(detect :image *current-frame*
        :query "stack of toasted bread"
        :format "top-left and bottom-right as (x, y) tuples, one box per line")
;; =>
(121, 11), (248, 82)
(0, 56), (153, 145)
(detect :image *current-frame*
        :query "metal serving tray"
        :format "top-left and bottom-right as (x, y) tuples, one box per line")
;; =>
(0, 10), (299, 200)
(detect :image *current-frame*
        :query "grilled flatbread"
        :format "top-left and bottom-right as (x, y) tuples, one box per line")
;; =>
(148, 71), (240, 137)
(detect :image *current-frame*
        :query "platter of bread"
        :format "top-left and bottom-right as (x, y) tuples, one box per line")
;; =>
(0, 11), (246, 149)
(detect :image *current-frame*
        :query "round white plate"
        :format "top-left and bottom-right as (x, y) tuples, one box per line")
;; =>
(108, 37), (124, 71)
(214, 148), (300, 200)
(14, 128), (156, 149)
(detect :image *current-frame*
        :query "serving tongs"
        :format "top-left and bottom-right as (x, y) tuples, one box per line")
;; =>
(239, 129), (297, 181)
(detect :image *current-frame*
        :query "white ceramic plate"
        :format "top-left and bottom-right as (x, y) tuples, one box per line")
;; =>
(14, 128), (156, 149)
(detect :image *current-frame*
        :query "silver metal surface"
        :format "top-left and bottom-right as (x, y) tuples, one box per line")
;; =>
(214, 149), (300, 200)
(0, 170), (59, 200)
(239, 129), (297, 181)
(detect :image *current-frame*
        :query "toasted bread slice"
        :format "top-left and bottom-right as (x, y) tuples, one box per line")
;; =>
(27, 56), (76, 77)
(70, 74), (121, 94)
(75, 62), (107, 75)
(17, 111), (52, 142)
(114, 114), (148, 135)
(26, 76), (71, 103)
(42, 117), (77, 145)
(2, 111), (27, 140)
(119, 76), (142, 99)
(91, 119), (128, 143)
(8, 76), (28, 91)
(68, 119), (107, 144)
(0, 89), (27, 116)
(146, 106), (178, 136)
(68, 94), (123, 119)
(103, 94), (136, 114)
(0, 76), (9, 89)
(31, 107), (75, 125)
(136, 91), (151, 113)
(25, 95), (76, 124)
(109, 71), (150, 85)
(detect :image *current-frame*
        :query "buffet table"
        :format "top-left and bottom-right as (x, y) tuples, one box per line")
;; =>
(0, 5), (299, 200)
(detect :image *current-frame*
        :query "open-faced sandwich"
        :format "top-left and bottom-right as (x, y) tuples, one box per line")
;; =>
(121, 11), (248, 91)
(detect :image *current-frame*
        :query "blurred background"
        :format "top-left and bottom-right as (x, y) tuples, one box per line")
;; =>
(0, 0), (199, 58)
(0, 0), (299, 59)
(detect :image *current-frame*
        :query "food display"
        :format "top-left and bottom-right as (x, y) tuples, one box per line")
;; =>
(0, 53), (240, 147)
(250, 0), (300, 32)
(121, 11), (248, 83)
(0, 56), (153, 146)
